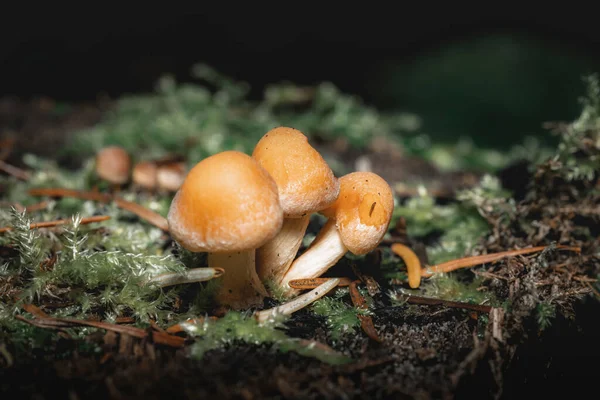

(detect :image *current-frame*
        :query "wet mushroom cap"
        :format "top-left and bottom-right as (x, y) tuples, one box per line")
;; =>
(95, 146), (131, 184)
(320, 171), (394, 255)
(252, 126), (339, 218)
(167, 150), (284, 253)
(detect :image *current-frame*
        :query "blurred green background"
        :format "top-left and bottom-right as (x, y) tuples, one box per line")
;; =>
(364, 33), (599, 150)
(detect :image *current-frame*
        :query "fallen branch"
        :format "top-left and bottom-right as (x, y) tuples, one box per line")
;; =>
(28, 188), (169, 231)
(0, 215), (111, 233)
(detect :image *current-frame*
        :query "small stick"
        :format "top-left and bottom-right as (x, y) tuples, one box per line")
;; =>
(0, 160), (31, 180)
(146, 267), (224, 287)
(28, 188), (169, 231)
(0, 215), (111, 233)
(391, 294), (493, 313)
(15, 314), (185, 347)
(349, 280), (382, 343)
(421, 245), (581, 278)
(288, 277), (353, 289)
(255, 278), (340, 323)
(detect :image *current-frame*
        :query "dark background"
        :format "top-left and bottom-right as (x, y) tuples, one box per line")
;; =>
(2, 8), (600, 148)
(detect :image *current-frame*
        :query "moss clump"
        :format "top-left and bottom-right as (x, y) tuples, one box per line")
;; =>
(310, 288), (371, 341)
(184, 311), (352, 365)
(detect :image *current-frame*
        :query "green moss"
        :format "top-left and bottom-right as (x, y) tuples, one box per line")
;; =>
(185, 311), (352, 365)
(310, 288), (371, 341)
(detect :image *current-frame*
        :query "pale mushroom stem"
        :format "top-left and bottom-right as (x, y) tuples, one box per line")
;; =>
(208, 250), (269, 310)
(279, 219), (347, 296)
(256, 215), (311, 284)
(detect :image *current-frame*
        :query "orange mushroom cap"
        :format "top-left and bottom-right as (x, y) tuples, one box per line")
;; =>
(167, 151), (283, 253)
(95, 146), (131, 185)
(320, 171), (394, 255)
(252, 127), (339, 218)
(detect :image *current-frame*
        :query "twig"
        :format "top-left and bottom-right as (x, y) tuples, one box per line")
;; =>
(349, 280), (382, 343)
(288, 277), (353, 289)
(422, 245), (581, 278)
(15, 314), (185, 348)
(28, 188), (169, 231)
(0, 215), (111, 233)
(0, 160), (31, 180)
(146, 267), (224, 287)
(391, 294), (493, 313)
(255, 278), (340, 323)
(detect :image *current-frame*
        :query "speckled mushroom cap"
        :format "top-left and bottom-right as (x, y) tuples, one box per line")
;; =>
(252, 127), (340, 218)
(167, 151), (284, 253)
(95, 146), (131, 185)
(320, 171), (394, 255)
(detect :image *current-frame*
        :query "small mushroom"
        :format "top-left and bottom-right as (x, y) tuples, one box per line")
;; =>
(95, 146), (131, 186)
(280, 171), (394, 296)
(156, 161), (187, 192)
(132, 161), (158, 190)
(167, 150), (284, 309)
(252, 127), (340, 286)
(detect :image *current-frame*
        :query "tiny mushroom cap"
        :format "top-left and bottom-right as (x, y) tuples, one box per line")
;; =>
(252, 126), (339, 218)
(280, 171), (394, 295)
(251, 126), (340, 284)
(132, 161), (158, 190)
(156, 161), (187, 192)
(95, 146), (131, 185)
(320, 171), (394, 255)
(167, 150), (284, 309)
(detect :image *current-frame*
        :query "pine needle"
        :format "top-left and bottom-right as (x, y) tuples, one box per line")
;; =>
(28, 188), (169, 231)
(0, 215), (111, 233)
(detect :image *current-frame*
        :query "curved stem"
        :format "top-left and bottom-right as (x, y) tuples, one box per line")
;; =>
(256, 215), (311, 284)
(280, 219), (347, 296)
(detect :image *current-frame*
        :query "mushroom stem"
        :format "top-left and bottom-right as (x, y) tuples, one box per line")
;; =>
(208, 250), (269, 309)
(256, 215), (311, 284)
(279, 219), (347, 296)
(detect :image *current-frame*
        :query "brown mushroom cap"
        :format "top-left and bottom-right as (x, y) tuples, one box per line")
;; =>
(320, 171), (394, 255)
(252, 127), (339, 218)
(95, 146), (131, 185)
(167, 151), (284, 253)
(157, 161), (187, 192)
(132, 161), (158, 190)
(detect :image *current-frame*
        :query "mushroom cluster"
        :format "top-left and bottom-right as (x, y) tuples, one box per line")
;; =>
(94, 146), (187, 193)
(166, 127), (395, 310)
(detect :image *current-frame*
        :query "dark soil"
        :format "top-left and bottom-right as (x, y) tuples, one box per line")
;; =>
(1, 97), (599, 400)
